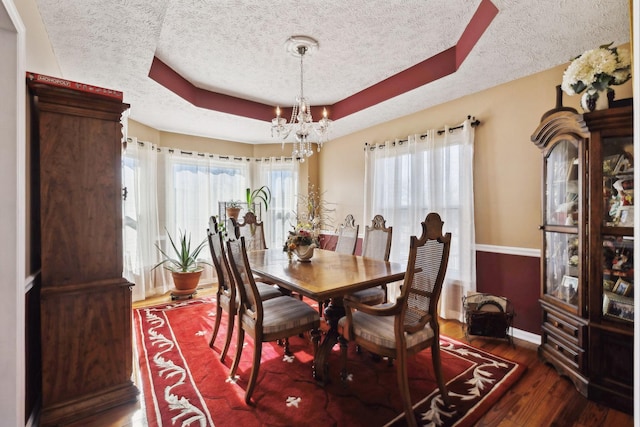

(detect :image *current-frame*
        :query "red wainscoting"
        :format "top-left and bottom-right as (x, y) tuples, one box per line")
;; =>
(319, 234), (363, 254)
(476, 251), (541, 335)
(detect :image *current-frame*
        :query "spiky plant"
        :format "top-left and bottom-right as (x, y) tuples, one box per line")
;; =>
(153, 229), (211, 273)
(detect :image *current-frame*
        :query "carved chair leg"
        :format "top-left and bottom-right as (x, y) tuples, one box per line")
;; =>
(283, 337), (292, 356)
(396, 348), (417, 427)
(229, 327), (245, 378)
(245, 340), (262, 406)
(220, 310), (235, 362)
(431, 338), (451, 407)
(339, 334), (349, 383)
(209, 304), (223, 349)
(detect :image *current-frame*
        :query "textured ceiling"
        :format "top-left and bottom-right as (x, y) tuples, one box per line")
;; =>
(34, 0), (631, 144)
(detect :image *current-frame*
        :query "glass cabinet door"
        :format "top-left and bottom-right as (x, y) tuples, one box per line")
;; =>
(542, 139), (580, 311)
(545, 140), (579, 226)
(544, 232), (579, 307)
(600, 135), (633, 324)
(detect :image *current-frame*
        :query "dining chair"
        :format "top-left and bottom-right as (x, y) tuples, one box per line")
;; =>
(230, 211), (267, 251)
(334, 214), (359, 255)
(207, 217), (282, 363)
(314, 214), (359, 316)
(226, 236), (321, 405)
(339, 212), (452, 427)
(348, 214), (392, 305)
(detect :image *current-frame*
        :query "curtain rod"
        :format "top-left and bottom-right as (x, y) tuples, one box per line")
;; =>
(126, 138), (296, 161)
(363, 115), (481, 149)
(433, 115), (480, 136)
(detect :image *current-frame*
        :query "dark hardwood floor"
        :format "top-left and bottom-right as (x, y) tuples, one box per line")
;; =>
(65, 288), (634, 427)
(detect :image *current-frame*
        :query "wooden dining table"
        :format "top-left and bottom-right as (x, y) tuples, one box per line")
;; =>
(247, 248), (405, 384)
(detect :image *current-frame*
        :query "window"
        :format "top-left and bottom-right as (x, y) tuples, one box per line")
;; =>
(122, 140), (298, 301)
(364, 122), (476, 320)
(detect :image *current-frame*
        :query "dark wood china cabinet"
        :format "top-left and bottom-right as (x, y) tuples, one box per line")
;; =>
(531, 100), (633, 414)
(27, 75), (138, 425)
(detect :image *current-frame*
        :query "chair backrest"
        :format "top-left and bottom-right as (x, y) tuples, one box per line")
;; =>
(398, 212), (451, 334)
(207, 220), (234, 298)
(232, 211), (268, 251)
(226, 237), (262, 323)
(334, 214), (359, 255)
(361, 214), (392, 261)
(209, 215), (219, 234)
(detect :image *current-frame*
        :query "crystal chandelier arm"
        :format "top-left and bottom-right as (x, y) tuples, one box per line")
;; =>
(270, 36), (330, 161)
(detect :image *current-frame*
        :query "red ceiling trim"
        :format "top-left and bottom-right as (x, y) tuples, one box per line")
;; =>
(148, 1), (498, 123)
(456, 0), (499, 67)
(149, 56), (275, 121)
(331, 47), (457, 119)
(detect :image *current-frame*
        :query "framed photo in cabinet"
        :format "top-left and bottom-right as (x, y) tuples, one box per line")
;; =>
(612, 278), (632, 296)
(603, 291), (634, 322)
(561, 275), (578, 292)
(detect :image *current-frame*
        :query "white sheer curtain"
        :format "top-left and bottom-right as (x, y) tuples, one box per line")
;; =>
(251, 157), (299, 249)
(364, 119), (476, 321)
(123, 141), (299, 302)
(122, 138), (168, 301)
(160, 149), (249, 286)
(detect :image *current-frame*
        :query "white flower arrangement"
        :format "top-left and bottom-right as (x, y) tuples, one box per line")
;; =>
(561, 42), (631, 96)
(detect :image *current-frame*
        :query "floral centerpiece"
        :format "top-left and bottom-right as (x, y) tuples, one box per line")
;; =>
(284, 223), (319, 251)
(561, 42), (631, 112)
(284, 223), (320, 261)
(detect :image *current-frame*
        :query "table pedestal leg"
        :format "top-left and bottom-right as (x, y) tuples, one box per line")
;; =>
(313, 297), (345, 385)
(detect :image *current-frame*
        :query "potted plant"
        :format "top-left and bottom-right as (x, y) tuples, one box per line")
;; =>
(153, 228), (211, 298)
(246, 185), (271, 214)
(225, 200), (243, 220)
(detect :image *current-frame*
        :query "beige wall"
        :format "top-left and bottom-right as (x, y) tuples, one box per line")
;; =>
(16, 0), (59, 76)
(131, 60), (632, 250)
(319, 60), (632, 250)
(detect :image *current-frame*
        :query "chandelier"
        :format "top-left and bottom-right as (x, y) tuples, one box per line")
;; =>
(271, 36), (331, 162)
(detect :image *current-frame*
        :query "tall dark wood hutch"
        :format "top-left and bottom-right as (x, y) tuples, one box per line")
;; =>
(27, 75), (138, 425)
(531, 100), (634, 414)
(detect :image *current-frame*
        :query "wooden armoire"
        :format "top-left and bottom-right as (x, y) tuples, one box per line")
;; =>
(27, 74), (138, 425)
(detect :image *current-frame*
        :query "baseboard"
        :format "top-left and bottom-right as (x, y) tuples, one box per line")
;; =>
(512, 327), (541, 345)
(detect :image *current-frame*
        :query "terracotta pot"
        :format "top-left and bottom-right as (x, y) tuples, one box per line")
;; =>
(171, 270), (202, 297)
(226, 207), (241, 219)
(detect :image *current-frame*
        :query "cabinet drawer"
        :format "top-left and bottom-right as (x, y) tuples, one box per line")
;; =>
(541, 304), (586, 347)
(541, 329), (585, 371)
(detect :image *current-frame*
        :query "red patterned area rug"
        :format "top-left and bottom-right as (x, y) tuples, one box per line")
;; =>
(134, 297), (525, 427)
